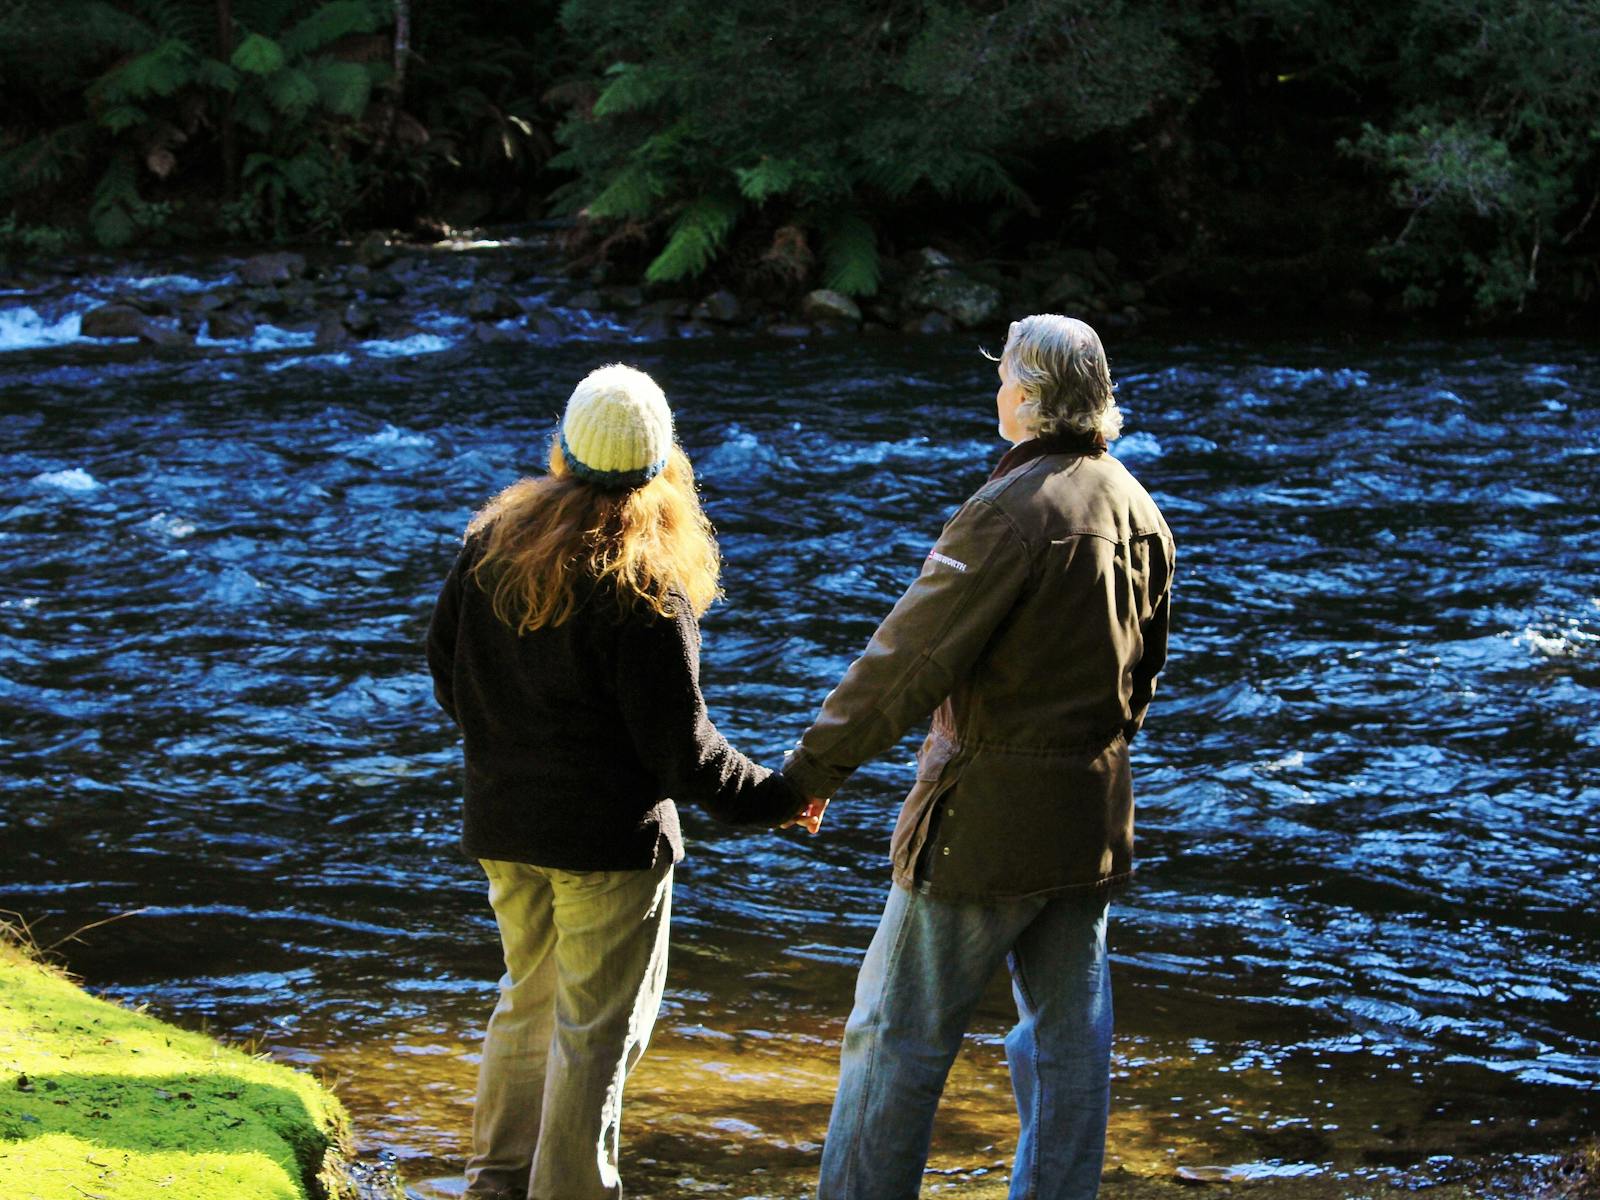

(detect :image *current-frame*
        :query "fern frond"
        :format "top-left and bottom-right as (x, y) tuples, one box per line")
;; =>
(306, 60), (372, 117)
(585, 163), (665, 220)
(90, 153), (140, 247)
(266, 67), (318, 117)
(821, 212), (880, 296)
(592, 62), (668, 117)
(281, 0), (383, 59)
(232, 32), (286, 75)
(735, 156), (797, 202)
(91, 39), (200, 103)
(645, 192), (740, 283)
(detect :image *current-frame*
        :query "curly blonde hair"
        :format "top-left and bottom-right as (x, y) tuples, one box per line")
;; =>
(466, 435), (721, 633)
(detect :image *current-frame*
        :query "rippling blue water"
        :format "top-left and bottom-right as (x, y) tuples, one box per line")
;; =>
(2, 326), (1596, 1171)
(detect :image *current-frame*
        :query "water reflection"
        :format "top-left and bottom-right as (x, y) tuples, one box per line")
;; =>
(2, 332), (1597, 1192)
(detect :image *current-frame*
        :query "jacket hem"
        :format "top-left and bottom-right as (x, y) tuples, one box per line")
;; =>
(892, 865), (1136, 902)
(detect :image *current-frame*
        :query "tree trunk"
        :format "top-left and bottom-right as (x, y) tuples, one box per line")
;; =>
(217, 0), (238, 199)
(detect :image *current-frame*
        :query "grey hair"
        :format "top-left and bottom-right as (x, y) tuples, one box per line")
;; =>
(988, 314), (1122, 441)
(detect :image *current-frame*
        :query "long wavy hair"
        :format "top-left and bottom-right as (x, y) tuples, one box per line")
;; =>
(466, 434), (721, 633)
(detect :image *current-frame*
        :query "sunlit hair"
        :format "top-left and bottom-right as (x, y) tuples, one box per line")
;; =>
(986, 314), (1122, 441)
(465, 435), (721, 633)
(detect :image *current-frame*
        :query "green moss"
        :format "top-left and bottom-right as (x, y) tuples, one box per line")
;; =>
(0, 943), (355, 1200)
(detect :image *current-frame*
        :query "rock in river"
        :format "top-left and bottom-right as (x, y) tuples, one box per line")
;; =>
(801, 289), (862, 325)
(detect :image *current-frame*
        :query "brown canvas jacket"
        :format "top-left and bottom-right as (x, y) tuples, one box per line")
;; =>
(782, 440), (1175, 899)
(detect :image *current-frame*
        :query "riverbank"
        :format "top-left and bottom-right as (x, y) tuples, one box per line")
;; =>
(0, 227), (1439, 364)
(0, 933), (393, 1200)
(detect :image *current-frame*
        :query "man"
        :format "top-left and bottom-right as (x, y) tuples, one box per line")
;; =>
(782, 314), (1175, 1200)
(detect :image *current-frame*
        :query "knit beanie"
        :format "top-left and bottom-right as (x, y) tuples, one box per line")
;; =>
(558, 364), (674, 489)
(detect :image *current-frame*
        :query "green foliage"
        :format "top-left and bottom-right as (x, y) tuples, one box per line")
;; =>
(554, 0), (1194, 293)
(0, 218), (74, 258)
(645, 191), (740, 283)
(1261, 0), (1600, 313)
(232, 32), (288, 76)
(820, 212), (880, 297)
(1, 0), (392, 246)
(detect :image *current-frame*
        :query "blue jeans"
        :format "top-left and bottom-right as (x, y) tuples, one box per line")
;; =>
(818, 883), (1112, 1200)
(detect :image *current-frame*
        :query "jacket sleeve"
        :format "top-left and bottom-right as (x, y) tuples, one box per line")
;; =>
(782, 496), (1032, 800)
(616, 604), (808, 827)
(1124, 533), (1175, 742)
(425, 544), (467, 726)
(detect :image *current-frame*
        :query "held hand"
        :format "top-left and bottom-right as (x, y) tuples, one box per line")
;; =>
(781, 797), (829, 836)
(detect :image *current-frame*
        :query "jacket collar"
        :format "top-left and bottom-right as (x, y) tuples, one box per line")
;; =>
(988, 431), (1108, 481)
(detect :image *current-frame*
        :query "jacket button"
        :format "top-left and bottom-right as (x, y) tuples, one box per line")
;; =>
(942, 846), (950, 856)
(946, 807), (955, 817)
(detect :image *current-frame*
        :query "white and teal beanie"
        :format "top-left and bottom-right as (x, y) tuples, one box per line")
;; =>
(558, 363), (674, 489)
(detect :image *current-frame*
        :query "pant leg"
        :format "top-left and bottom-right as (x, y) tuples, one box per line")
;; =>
(527, 858), (673, 1200)
(1004, 888), (1112, 1200)
(818, 884), (1041, 1200)
(466, 859), (560, 1199)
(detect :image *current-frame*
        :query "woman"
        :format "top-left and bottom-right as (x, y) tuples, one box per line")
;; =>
(426, 363), (807, 1200)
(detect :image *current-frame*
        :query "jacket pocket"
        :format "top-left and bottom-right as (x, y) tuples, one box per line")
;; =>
(892, 738), (964, 882)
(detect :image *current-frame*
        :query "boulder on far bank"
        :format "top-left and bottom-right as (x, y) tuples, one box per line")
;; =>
(801, 289), (861, 324)
(902, 264), (1002, 328)
(693, 289), (743, 324)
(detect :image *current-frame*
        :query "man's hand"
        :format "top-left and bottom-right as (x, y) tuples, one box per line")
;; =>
(781, 797), (829, 835)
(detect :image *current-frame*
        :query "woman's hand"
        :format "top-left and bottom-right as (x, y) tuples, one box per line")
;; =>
(782, 797), (829, 835)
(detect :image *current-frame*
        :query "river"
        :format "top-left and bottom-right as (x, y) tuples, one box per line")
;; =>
(2, 257), (1597, 1197)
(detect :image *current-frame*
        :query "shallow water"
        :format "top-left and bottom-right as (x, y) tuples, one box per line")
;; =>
(2, 312), (1597, 1193)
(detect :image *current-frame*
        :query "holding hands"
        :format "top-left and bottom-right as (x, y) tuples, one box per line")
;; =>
(782, 796), (829, 836)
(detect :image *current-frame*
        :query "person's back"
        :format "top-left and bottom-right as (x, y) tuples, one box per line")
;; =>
(426, 363), (804, 1200)
(782, 316), (1173, 1200)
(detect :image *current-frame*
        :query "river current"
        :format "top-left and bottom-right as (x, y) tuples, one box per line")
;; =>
(2, 280), (1596, 1194)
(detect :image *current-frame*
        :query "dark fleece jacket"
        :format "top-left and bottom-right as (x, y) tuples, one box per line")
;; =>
(426, 538), (805, 870)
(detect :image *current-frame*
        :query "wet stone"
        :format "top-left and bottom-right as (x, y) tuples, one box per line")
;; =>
(567, 289), (606, 311)
(80, 304), (152, 339)
(676, 319), (716, 339)
(238, 251), (307, 287)
(356, 231), (397, 269)
(342, 303), (378, 335)
(314, 309), (350, 349)
(801, 289), (861, 325)
(364, 271), (406, 300)
(693, 289), (742, 324)
(768, 322), (812, 338)
(903, 310), (956, 335)
(465, 288), (519, 321)
(206, 309), (257, 340)
(627, 313), (675, 341)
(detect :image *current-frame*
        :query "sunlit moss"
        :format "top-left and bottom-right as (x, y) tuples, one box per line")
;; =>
(0, 941), (356, 1200)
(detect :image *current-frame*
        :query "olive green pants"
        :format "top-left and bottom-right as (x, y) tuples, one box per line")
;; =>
(465, 856), (673, 1200)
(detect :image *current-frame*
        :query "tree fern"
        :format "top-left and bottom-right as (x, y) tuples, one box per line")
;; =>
(306, 60), (372, 117)
(645, 191), (740, 283)
(266, 67), (319, 118)
(90, 39), (200, 103)
(821, 211), (879, 296)
(592, 62), (668, 117)
(232, 32), (287, 76)
(735, 156), (798, 202)
(90, 153), (142, 247)
(585, 163), (666, 220)
(281, 0), (383, 58)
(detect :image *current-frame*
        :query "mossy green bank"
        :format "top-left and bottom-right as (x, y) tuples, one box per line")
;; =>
(0, 941), (356, 1200)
